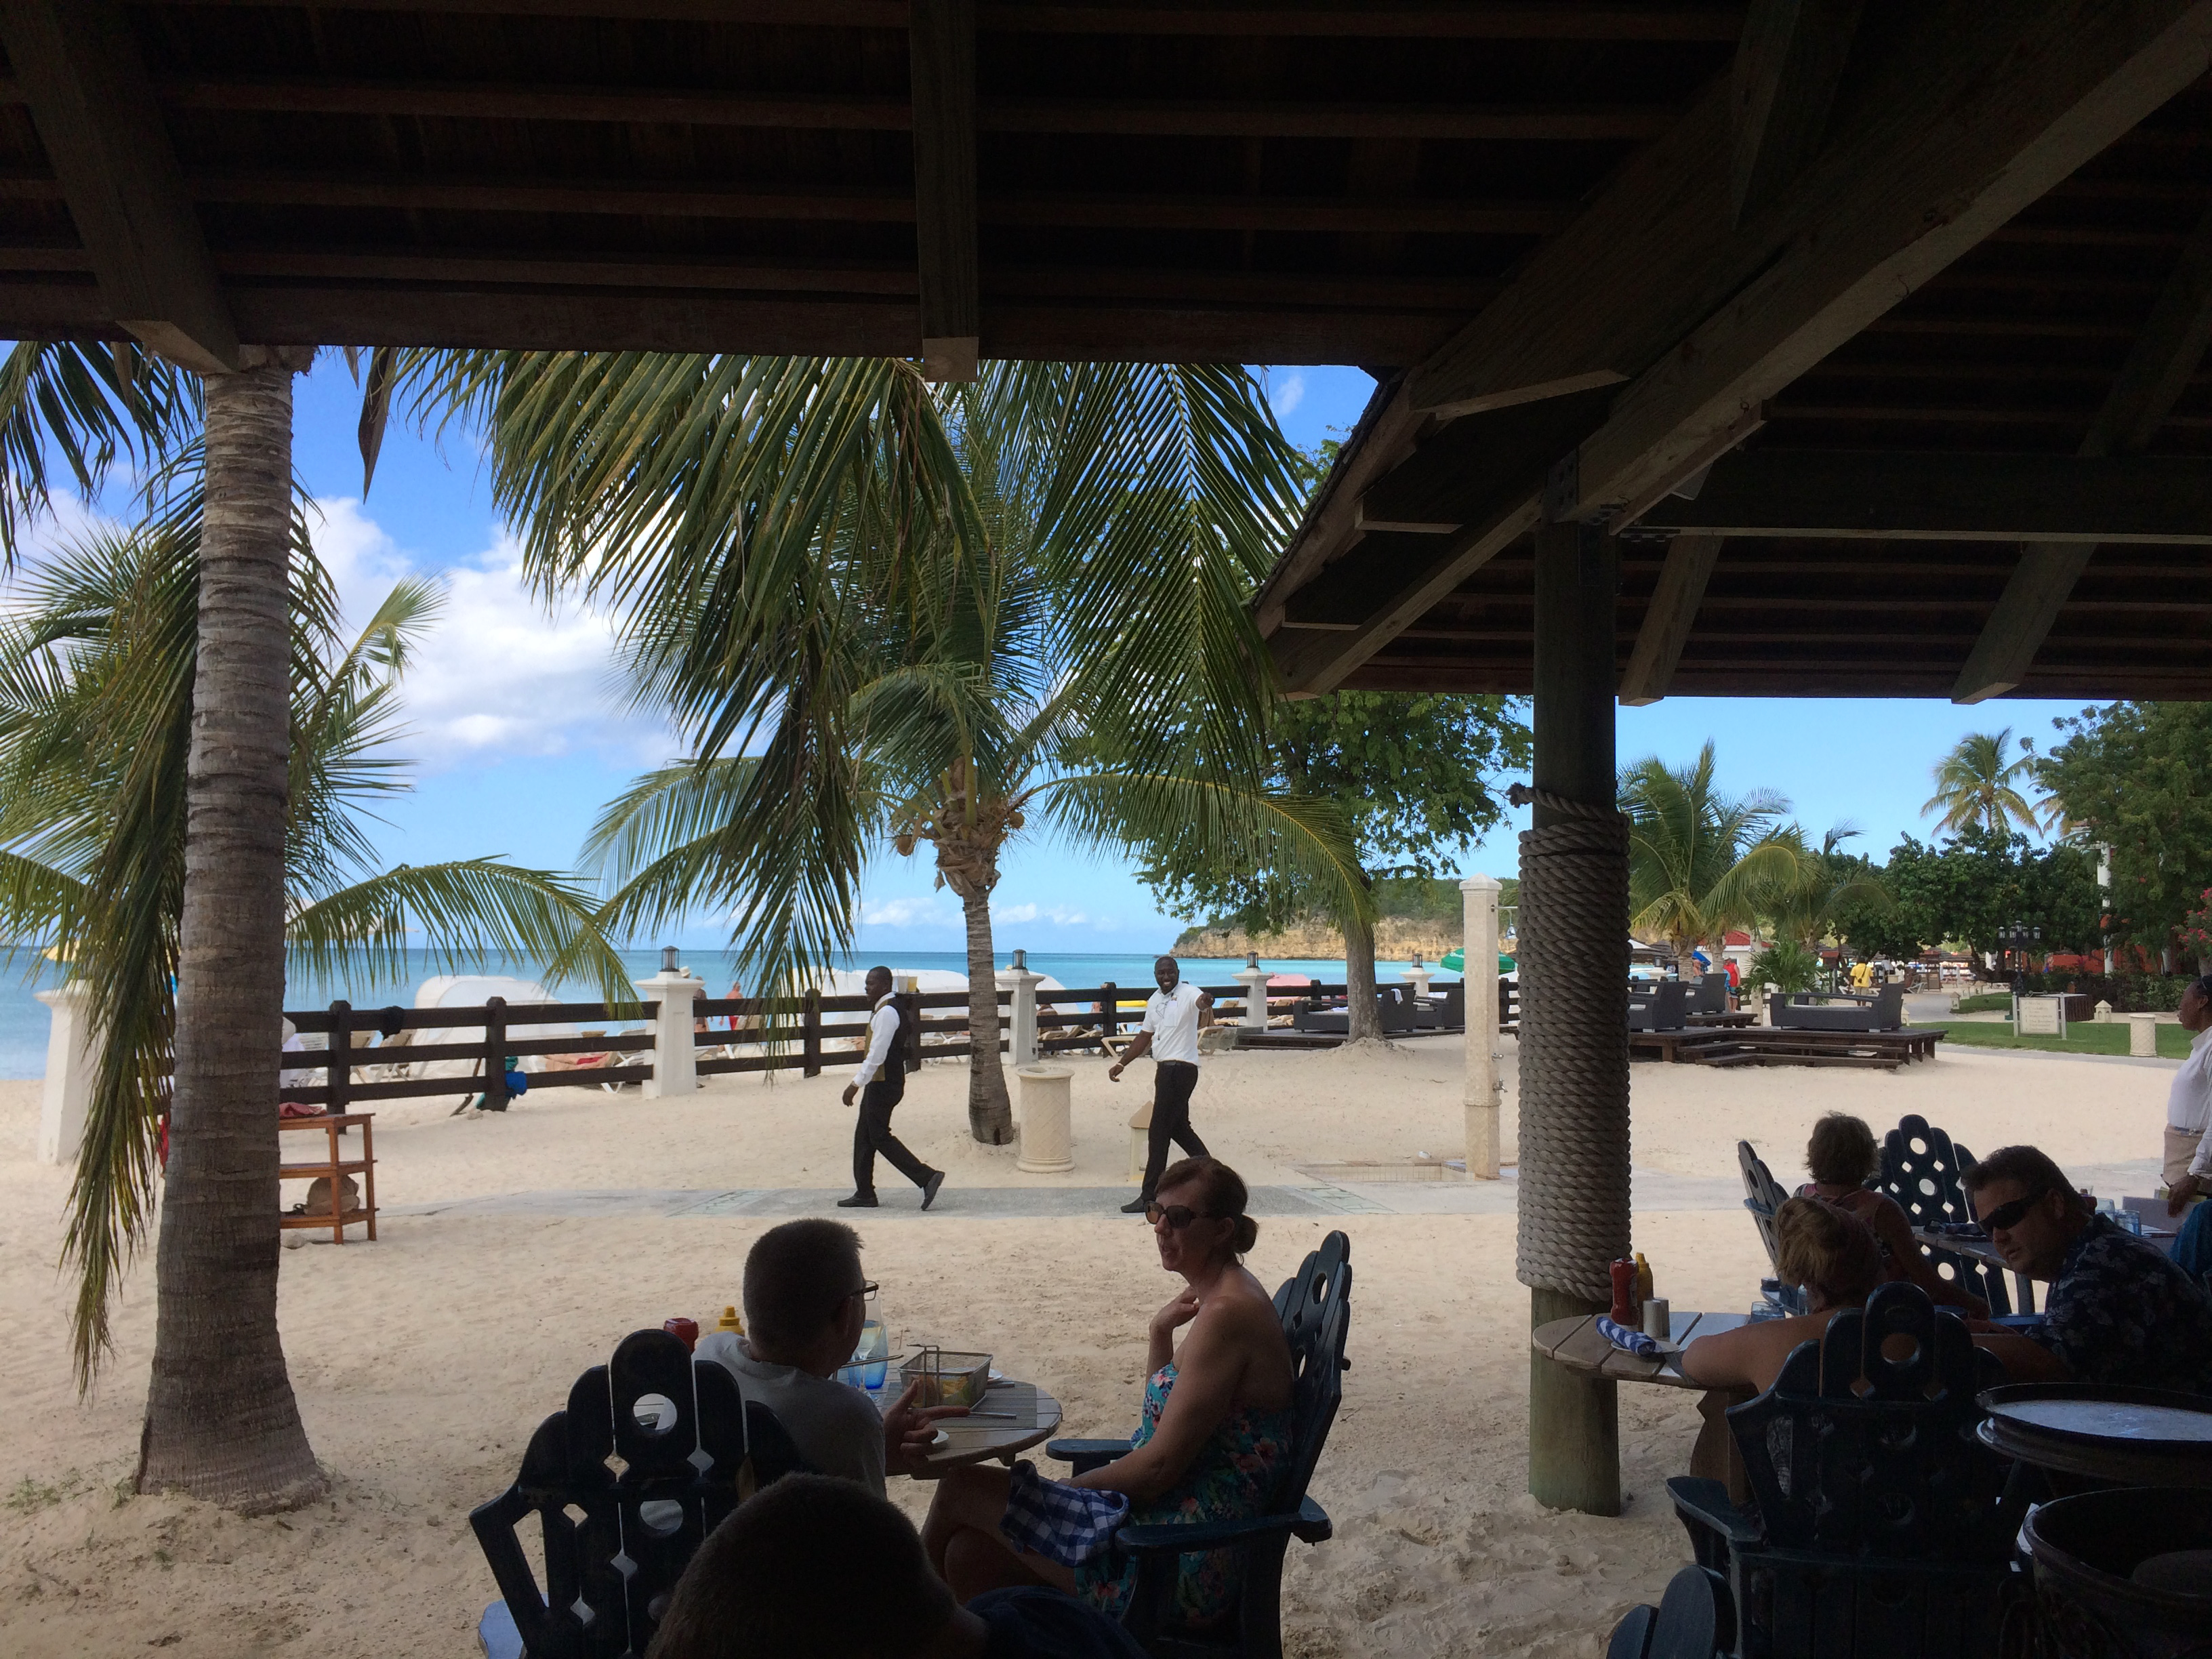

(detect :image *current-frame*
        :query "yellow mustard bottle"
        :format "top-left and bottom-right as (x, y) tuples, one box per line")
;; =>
(1634, 1253), (1654, 1303)
(716, 1305), (743, 1334)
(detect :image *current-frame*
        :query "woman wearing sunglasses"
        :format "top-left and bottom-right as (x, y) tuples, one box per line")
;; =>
(919, 1157), (1296, 1631)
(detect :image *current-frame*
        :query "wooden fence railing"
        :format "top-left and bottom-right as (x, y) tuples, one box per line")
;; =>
(274, 976), (1450, 1107)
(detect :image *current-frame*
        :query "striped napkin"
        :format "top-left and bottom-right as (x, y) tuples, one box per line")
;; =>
(1596, 1315), (1660, 1357)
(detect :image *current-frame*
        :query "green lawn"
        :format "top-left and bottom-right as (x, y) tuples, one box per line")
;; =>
(1914, 1019), (2190, 1059)
(1951, 992), (2015, 1015)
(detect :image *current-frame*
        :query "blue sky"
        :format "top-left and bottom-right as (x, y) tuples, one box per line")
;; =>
(14, 359), (2077, 955)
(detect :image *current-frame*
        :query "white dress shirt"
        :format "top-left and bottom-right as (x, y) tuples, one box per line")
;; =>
(1141, 980), (1206, 1066)
(2169, 1025), (2212, 1176)
(854, 994), (901, 1087)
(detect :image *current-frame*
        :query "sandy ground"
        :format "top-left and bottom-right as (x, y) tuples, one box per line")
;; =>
(0, 1038), (2172, 1659)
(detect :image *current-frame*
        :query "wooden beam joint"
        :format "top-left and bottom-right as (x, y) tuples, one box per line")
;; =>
(909, 0), (979, 381)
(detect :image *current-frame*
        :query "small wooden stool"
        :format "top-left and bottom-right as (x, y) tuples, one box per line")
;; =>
(1127, 1101), (1152, 1185)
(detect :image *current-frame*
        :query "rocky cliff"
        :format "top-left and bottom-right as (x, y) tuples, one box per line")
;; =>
(1172, 918), (1464, 960)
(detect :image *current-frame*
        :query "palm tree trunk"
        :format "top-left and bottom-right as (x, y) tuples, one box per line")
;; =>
(1343, 896), (1382, 1042)
(136, 359), (326, 1513)
(955, 882), (1012, 1143)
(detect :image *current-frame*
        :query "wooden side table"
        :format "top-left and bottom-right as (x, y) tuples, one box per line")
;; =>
(279, 1112), (377, 1244)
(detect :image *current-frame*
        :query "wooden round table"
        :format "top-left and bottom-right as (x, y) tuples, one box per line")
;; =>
(878, 1378), (1063, 1477)
(1533, 1310), (1753, 1498)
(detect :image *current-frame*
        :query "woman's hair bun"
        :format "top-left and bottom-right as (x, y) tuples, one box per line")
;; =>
(1231, 1215), (1259, 1253)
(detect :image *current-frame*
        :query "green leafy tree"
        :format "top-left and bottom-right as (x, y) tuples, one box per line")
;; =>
(417, 354), (1366, 1139)
(1760, 824), (1892, 951)
(1140, 691), (1530, 1042)
(1879, 827), (2101, 961)
(1923, 729), (2039, 837)
(1747, 939), (1821, 993)
(2036, 701), (2212, 958)
(1620, 742), (1811, 978)
(0, 512), (632, 1389)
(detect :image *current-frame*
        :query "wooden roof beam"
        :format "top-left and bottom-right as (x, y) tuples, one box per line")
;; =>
(1618, 533), (1723, 705)
(1631, 451), (2212, 543)
(910, 0), (977, 380)
(1406, 1), (2212, 423)
(0, 0), (237, 373)
(1729, 0), (1863, 226)
(1952, 200), (2212, 701)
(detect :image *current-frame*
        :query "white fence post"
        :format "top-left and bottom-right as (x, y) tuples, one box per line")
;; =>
(1233, 952), (1269, 1030)
(999, 949), (1042, 1066)
(35, 982), (97, 1165)
(1460, 875), (1502, 1179)
(638, 964), (703, 1097)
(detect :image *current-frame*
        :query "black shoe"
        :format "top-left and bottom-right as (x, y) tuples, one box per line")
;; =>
(837, 1192), (878, 1208)
(1120, 1193), (1153, 1215)
(920, 1170), (945, 1211)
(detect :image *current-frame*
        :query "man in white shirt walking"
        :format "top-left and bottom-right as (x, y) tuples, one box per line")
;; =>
(2164, 975), (2212, 1214)
(840, 965), (945, 1210)
(1108, 955), (1213, 1214)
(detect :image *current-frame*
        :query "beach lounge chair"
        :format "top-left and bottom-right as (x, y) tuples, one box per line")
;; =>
(470, 1327), (813, 1659)
(1412, 979), (1465, 1032)
(1612, 1282), (2022, 1659)
(1627, 981), (1689, 1032)
(1768, 983), (1904, 1031)
(1292, 986), (1416, 1037)
(1046, 1231), (1351, 1659)
(1683, 976), (1729, 1017)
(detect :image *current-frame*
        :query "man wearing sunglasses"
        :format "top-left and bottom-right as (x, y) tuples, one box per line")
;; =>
(1962, 1145), (2212, 1396)
(1109, 956), (1214, 1214)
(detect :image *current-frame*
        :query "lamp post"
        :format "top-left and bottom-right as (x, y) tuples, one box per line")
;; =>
(1999, 920), (2043, 1025)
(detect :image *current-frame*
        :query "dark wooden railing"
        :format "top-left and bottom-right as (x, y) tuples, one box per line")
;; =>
(276, 972), (1475, 1107)
(281, 996), (657, 1109)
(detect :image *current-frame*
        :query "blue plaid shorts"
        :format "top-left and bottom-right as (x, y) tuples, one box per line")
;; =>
(998, 1460), (1130, 1566)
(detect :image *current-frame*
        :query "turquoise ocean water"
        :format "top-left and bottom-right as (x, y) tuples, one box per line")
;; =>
(0, 947), (1437, 1080)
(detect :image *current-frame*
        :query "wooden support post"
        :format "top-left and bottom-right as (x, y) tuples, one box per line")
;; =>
(326, 1000), (352, 1117)
(1460, 875), (1502, 1178)
(1525, 518), (1624, 1518)
(483, 996), (509, 1113)
(909, 0), (977, 380)
(1100, 982), (1118, 1046)
(1619, 533), (1723, 705)
(895, 991), (922, 1075)
(802, 989), (822, 1079)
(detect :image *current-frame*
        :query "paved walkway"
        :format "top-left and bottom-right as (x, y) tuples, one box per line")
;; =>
(380, 1164), (1779, 1222)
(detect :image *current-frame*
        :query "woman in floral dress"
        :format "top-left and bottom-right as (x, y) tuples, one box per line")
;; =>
(921, 1158), (1296, 1630)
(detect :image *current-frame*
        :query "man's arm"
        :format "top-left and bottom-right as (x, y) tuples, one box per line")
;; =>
(1195, 986), (1214, 1027)
(1109, 1031), (1153, 1079)
(844, 1006), (897, 1104)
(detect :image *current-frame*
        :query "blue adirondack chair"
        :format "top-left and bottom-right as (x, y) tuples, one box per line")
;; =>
(1046, 1231), (1352, 1659)
(470, 1327), (813, 1659)
(1610, 1282), (2026, 1659)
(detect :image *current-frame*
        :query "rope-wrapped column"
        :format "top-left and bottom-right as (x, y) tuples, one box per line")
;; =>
(1513, 785), (1632, 1302)
(1519, 518), (1627, 1517)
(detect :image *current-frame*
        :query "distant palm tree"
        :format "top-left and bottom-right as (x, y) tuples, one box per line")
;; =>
(1620, 743), (1811, 978)
(553, 361), (1365, 1142)
(0, 511), (630, 1402)
(1762, 824), (1893, 950)
(1923, 729), (2038, 836)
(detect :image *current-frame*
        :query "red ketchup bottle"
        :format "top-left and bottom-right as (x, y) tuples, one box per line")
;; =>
(663, 1316), (699, 1352)
(1609, 1258), (1640, 1326)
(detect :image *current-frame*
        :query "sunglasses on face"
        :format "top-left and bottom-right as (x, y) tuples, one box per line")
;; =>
(1980, 1189), (2049, 1232)
(1145, 1204), (1215, 1229)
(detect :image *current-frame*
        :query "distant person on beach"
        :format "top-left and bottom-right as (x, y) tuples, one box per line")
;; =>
(1109, 956), (1213, 1215)
(697, 1219), (963, 1492)
(840, 965), (945, 1211)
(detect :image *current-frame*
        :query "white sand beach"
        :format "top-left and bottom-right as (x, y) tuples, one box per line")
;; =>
(0, 1040), (2173, 1659)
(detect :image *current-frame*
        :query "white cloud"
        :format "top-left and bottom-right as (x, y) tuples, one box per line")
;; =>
(306, 498), (677, 770)
(990, 900), (1091, 927)
(861, 895), (959, 928)
(992, 901), (1039, 924)
(1271, 371), (1306, 417)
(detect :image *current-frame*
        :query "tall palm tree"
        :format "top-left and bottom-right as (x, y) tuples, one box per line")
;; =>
(554, 361), (1365, 1141)
(1620, 743), (1811, 977)
(0, 413), (629, 1504)
(1760, 824), (1893, 951)
(1923, 729), (2039, 837)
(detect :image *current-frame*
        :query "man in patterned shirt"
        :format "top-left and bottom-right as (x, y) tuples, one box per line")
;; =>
(1963, 1144), (2212, 1396)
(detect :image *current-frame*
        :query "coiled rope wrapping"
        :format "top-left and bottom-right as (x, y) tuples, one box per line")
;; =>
(1511, 783), (1633, 1302)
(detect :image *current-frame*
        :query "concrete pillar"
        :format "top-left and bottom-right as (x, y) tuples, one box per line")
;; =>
(1233, 956), (1270, 1031)
(1460, 876), (1502, 1179)
(1523, 518), (1626, 1518)
(638, 968), (703, 1097)
(35, 983), (97, 1166)
(1015, 1067), (1075, 1172)
(998, 952), (1043, 1065)
(1404, 956), (1433, 1002)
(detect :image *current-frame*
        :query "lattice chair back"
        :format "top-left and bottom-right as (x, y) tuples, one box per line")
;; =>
(1738, 1141), (1786, 1270)
(1273, 1233), (1353, 1515)
(1880, 1115), (1971, 1230)
(1728, 1282), (2015, 1564)
(470, 1328), (813, 1658)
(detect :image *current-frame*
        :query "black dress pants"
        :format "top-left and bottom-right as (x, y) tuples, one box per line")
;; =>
(1139, 1060), (1208, 1196)
(854, 1074), (933, 1195)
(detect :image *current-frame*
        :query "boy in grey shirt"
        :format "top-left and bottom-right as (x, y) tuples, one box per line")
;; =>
(698, 1218), (960, 1492)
